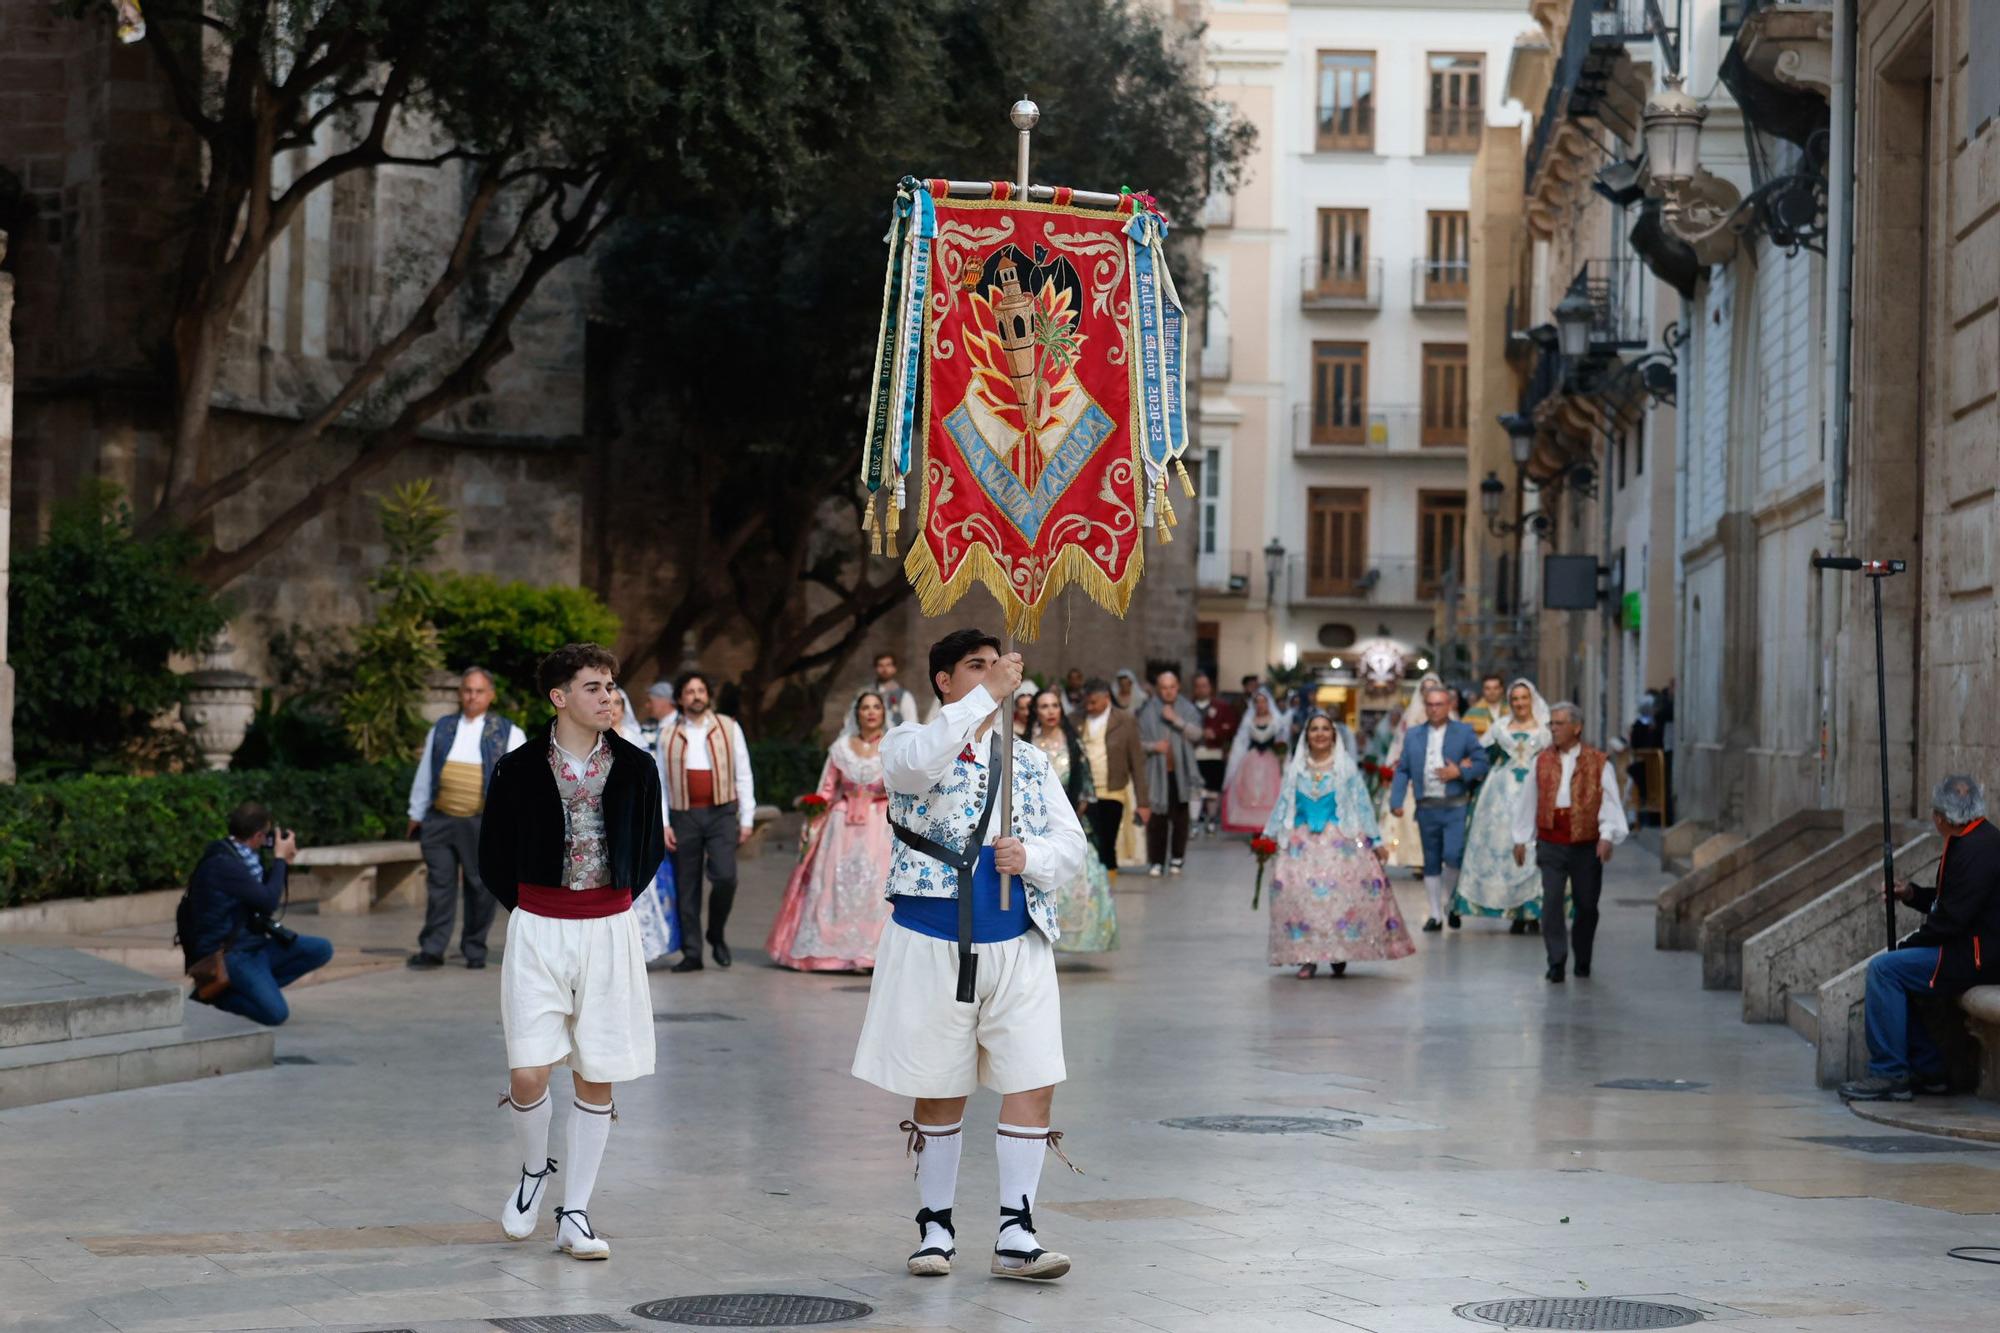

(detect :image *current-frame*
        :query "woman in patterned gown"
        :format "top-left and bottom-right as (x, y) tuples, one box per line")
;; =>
(1029, 688), (1119, 952)
(1221, 689), (1289, 833)
(764, 692), (895, 971)
(1454, 679), (1551, 931)
(1264, 713), (1414, 978)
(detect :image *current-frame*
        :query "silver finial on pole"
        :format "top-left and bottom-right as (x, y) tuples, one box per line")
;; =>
(1010, 97), (1038, 193)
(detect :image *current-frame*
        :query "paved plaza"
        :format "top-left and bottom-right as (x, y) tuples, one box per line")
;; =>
(3, 836), (1998, 1333)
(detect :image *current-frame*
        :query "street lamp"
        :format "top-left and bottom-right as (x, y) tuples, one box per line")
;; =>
(1480, 470), (1550, 539)
(1641, 75), (1706, 195)
(1263, 538), (1286, 603)
(1498, 413), (1536, 466)
(1555, 288), (1595, 361)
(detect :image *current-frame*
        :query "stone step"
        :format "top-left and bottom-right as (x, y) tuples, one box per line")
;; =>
(0, 946), (184, 1049)
(0, 1000), (272, 1110)
(1786, 991), (1819, 1046)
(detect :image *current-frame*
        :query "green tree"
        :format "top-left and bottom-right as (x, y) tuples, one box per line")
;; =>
(430, 575), (622, 726)
(600, 0), (1252, 732)
(340, 481), (448, 761)
(63, 0), (855, 586)
(9, 485), (233, 775)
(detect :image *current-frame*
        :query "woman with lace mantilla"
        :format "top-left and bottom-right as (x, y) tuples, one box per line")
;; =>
(1028, 688), (1119, 952)
(765, 691), (896, 971)
(1262, 713), (1414, 978)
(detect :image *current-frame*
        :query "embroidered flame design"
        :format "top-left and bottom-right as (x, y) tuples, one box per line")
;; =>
(965, 279), (1086, 484)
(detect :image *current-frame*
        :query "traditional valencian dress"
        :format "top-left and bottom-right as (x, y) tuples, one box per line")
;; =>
(1263, 735), (1415, 967)
(1033, 723), (1119, 953)
(1221, 694), (1289, 834)
(765, 735), (894, 971)
(1455, 682), (1552, 921)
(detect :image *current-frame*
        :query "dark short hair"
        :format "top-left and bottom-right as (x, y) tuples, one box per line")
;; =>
(1082, 677), (1112, 697)
(675, 669), (712, 700)
(927, 628), (1003, 701)
(1241, 675), (1259, 689)
(538, 643), (620, 697)
(227, 800), (270, 841)
(1481, 672), (1504, 688)
(873, 651), (897, 667)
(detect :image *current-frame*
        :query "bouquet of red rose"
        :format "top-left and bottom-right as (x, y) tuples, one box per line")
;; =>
(796, 793), (830, 860)
(1249, 835), (1279, 909)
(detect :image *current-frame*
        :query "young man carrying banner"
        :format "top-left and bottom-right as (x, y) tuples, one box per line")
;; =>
(851, 628), (1089, 1282)
(479, 644), (666, 1260)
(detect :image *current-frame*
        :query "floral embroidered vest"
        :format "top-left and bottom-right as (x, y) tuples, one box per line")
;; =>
(1535, 746), (1606, 845)
(884, 735), (1062, 941)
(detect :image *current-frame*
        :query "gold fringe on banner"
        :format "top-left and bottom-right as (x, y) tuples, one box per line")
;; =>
(1176, 458), (1195, 498)
(904, 540), (1147, 642)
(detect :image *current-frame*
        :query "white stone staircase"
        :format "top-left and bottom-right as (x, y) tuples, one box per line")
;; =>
(0, 945), (271, 1110)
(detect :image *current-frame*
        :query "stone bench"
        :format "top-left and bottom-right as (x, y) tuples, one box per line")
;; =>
(1962, 987), (2000, 1100)
(1816, 967), (2000, 1098)
(1655, 807), (1842, 951)
(1698, 822), (1908, 990)
(291, 842), (427, 915)
(1740, 830), (1938, 1023)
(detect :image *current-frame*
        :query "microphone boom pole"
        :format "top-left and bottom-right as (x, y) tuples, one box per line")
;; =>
(1812, 554), (1907, 952)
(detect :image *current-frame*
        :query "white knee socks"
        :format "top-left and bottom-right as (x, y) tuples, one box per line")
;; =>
(910, 1121), (963, 1251)
(1441, 866), (1461, 913)
(1424, 875), (1445, 920)
(995, 1124), (1050, 1253)
(509, 1092), (552, 1175)
(564, 1096), (614, 1215)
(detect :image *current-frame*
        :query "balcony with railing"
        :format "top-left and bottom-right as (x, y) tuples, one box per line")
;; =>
(1525, 0), (1673, 189)
(1287, 555), (1460, 606)
(1291, 404), (1468, 455)
(1412, 258), (1470, 310)
(1425, 105), (1481, 155)
(1199, 334), (1232, 382)
(1300, 257), (1384, 311)
(1198, 548), (1253, 597)
(1570, 258), (1651, 353)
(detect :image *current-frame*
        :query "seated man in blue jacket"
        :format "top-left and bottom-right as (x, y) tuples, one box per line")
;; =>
(1841, 774), (2000, 1102)
(183, 801), (333, 1026)
(1389, 684), (1490, 932)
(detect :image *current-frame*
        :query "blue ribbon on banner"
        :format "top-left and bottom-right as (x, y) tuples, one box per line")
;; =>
(891, 189), (937, 498)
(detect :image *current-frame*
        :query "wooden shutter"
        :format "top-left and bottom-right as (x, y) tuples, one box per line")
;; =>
(1417, 491), (1466, 597)
(1315, 209), (1368, 297)
(1421, 344), (1469, 446)
(1311, 342), (1368, 445)
(1308, 488), (1368, 596)
(1426, 54), (1483, 153)
(1316, 52), (1376, 152)
(1424, 211), (1469, 302)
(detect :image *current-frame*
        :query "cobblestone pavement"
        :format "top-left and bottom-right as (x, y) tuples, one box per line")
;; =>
(4, 835), (1997, 1332)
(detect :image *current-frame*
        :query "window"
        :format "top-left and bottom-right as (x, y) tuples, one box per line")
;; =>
(1313, 208), (1368, 298)
(1308, 488), (1368, 596)
(1417, 491), (1466, 597)
(328, 170), (376, 361)
(1311, 342), (1368, 444)
(1315, 52), (1375, 152)
(1617, 431), (1628, 491)
(1199, 447), (1221, 556)
(1423, 211), (1470, 302)
(1719, 1), (1746, 33)
(1635, 423), (1645, 477)
(1421, 344), (1469, 446)
(1427, 53), (1483, 153)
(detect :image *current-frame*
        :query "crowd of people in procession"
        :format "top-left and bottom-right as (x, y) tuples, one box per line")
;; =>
(174, 634), (1701, 1279)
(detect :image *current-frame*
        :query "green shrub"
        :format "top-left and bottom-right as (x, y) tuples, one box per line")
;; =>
(342, 483), (447, 762)
(9, 483), (231, 775)
(747, 738), (825, 810)
(430, 574), (621, 725)
(0, 763), (411, 908)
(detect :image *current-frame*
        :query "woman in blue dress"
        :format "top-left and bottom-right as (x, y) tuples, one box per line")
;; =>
(1454, 678), (1550, 931)
(1264, 713), (1414, 978)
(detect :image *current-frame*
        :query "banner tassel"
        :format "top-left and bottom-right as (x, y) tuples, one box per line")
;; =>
(1157, 477), (1177, 529)
(1176, 458), (1195, 498)
(862, 492), (878, 535)
(884, 496), (901, 558)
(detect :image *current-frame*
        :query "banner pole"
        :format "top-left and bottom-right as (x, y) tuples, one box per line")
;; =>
(996, 96), (1039, 915)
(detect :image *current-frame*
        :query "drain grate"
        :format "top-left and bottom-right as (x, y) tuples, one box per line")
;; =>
(1161, 1114), (1362, 1135)
(1595, 1079), (1708, 1092)
(652, 1012), (741, 1023)
(630, 1293), (872, 1327)
(1456, 1297), (1701, 1329)
(490, 1317), (630, 1333)
(1797, 1133), (1995, 1154)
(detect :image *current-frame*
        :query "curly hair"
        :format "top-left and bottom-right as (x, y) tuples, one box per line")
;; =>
(537, 642), (620, 697)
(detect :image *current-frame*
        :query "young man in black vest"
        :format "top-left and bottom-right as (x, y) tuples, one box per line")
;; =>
(479, 644), (666, 1259)
(405, 667), (527, 969)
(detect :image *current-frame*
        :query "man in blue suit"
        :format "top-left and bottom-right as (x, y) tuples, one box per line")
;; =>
(1389, 684), (1490, 932)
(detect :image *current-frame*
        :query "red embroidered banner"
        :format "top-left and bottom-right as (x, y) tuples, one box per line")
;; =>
(904, 190), (1148, 639)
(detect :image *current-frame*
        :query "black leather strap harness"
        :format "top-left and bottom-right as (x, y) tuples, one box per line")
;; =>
(891, 731), (1004, 1004)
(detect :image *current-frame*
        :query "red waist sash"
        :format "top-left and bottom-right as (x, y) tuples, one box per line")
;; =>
(517, 884), (631, 919)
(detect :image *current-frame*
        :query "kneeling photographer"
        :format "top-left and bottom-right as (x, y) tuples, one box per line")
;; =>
(179, 800), (333, 1027)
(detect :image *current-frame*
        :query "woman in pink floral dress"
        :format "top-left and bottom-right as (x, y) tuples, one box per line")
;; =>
(1263, 714), (1414, 978)
(765, 692), (895, 971)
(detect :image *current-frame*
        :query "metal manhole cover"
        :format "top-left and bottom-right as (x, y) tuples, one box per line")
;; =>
(1456, 1297), (1701, 1329)
(1797, 1134), (1995, 1154)
(652, 1012), (741, 1023)
(630, 1294), (872, 1326)
(491, 1317), (630, 1333)
(1595, 1079), (1708, 1092)
(1161, 1114), (1362, 1135)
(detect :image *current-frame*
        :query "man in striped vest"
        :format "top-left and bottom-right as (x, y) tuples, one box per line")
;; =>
(1511, 701), (1627, 983)
(658, 671), (756, 970)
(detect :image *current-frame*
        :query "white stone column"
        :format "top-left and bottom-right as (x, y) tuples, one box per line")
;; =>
(0, 231), (16, 782)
